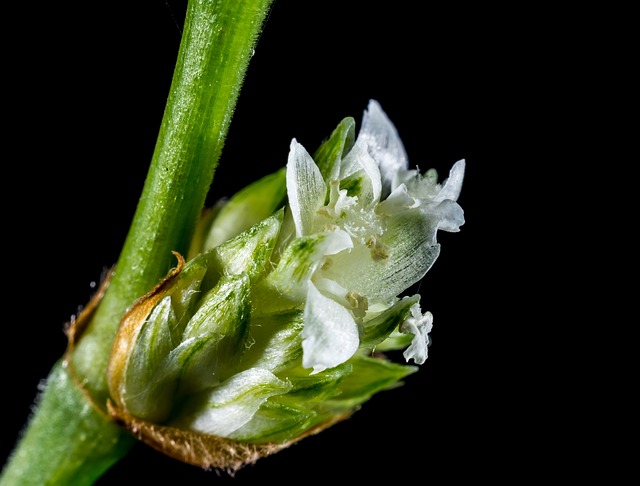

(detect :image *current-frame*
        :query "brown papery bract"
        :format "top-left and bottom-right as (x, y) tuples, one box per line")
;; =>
(107, 401), (352, 474)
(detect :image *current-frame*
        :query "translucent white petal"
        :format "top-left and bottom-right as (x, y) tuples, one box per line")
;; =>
(392, 168), (419, 193)
(286, 139), (327, 237)
(356, 100), (408, 197)
(302, 282), (359, 374)
(424, 199), (465, 233)
(339, 140), (382, 205)
(320, 211), (441, 302)
(312, 277), (351, 309)
(322, 227), (354, 255)
(401, 304), (434, 364)
(377, 183), (417, 216)
(434, 159), (466, 203)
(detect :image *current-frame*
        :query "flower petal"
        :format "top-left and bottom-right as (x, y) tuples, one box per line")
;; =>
(302, 282), (359, 374)
(339, 140), (382, 207)
(377, 183), (417, 215)
(424, 199), (465, 233)
(401, 304), (434, 364)
(356, 99), (409, 197)
(286, 139), (327, 237)
(435, 159), (466, 203)
(320, 210), (441, 302)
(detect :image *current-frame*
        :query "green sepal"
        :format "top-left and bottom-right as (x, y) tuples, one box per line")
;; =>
(374, 329), (414, 352)
(324, 354), (418, 410)
(229, 365), (354, 444)
(179, 273), (252, 389)
(202, 168), (286, 251)
(171, 368), (293, 437)
(312, 116), (356, 183)
(281, 363), (352, 402)
(227, 365), (353, 444)
(211, 208), (284, 283)
(165, 259), (208, 341)
(240, 310), (304, 373)
(119, 273), (253, 421)
(359, 295), (420, 350)
(122, 296), (179, 421)
(227, 398), (317, 444)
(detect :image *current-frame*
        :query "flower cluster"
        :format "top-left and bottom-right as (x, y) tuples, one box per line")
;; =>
(107, 100), (465, 448)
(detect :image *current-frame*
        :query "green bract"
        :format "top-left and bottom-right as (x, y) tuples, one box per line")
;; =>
(107, 100), (465, 445)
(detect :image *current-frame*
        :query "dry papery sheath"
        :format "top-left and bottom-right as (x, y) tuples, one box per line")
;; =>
(105, 100), (465, 473)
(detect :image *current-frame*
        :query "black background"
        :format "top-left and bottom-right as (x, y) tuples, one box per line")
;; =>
(2, 0), (549, 483)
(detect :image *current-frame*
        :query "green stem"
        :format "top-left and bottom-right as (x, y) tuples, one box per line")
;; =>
(1, 1), (274, 484)
(73, 0), (274, 405)
(1, 361), (135, 486)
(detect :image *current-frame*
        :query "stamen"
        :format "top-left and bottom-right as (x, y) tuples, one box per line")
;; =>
(345, 290), (368, 318)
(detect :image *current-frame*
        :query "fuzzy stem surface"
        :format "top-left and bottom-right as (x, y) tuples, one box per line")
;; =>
(1, 1), (274, 483)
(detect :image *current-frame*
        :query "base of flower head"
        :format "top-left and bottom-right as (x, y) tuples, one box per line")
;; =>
(107, 399), (354, 474)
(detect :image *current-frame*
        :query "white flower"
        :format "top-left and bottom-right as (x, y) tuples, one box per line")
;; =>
(283, 99), (465, 373)
(107, 100), (466, 446)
